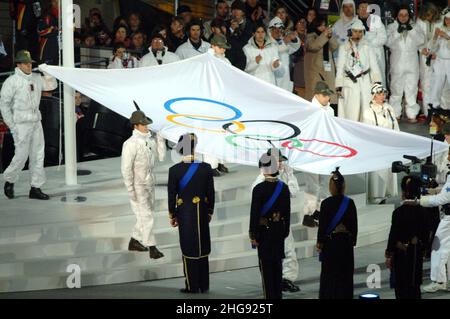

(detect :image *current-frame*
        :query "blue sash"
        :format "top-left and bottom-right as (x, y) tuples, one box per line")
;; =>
(326, 196), (350, 236)
(260, 181), (284, 217)
(319, 196), (350, 262)
(179, 162), (200, 193)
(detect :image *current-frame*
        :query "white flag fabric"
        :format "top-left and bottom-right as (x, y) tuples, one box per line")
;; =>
(40, 52), (447, 174)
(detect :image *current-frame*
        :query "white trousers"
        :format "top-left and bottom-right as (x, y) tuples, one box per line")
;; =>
(389, 68), (420, 119)
(338, 76), (372, 122)
(430, 216), (450, 283)
(368, 170), (398, 202)
(419, 54), (433, 115)
(282, 229), (299, 282)
(303, 173), (329, 216)
(3, 121), (46, 188)
(129, 184), (156, 247)
(430, 59), (450, 109)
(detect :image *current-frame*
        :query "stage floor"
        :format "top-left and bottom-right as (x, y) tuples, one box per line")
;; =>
(1, 241), (448, 299)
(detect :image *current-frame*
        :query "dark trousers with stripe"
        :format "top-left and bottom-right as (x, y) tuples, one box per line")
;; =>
(259, 258), (283, 299)
(182, 256), (209, 292)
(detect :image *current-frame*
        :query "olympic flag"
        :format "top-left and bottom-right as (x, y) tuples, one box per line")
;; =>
(40, 52), (447, 174)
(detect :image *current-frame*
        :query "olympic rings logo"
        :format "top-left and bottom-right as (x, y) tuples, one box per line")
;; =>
(164, 97), (358, 158)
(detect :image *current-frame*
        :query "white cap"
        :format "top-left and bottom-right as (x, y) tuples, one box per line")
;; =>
(351, 19), (365, 31)
(269, 16), (284, 29)
(444, 11), (450, 19)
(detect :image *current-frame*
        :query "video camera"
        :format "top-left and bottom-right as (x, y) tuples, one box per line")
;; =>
(392, 155), (437, 190)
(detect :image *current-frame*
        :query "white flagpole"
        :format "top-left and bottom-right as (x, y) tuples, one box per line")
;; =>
(61, 0), (77, 185)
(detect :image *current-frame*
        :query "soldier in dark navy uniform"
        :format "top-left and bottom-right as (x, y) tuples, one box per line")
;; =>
(167, 133), (215, 293)
(249, 153), (291, 299)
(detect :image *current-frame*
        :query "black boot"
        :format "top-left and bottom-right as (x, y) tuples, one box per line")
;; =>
(149, 246), (164, 259)
(282, 279), (300, 292)
(4, 182), (14, 199)
(218, 164), (229, 174)
(302, 215), (317, 228)
(29, 187), (50, 200)
(128, 238), (149, 252)
(212, 168), (222, 177)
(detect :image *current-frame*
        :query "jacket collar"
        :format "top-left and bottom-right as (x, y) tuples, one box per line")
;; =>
(15, 67), (32, 80)
(133, 129), (150, 140)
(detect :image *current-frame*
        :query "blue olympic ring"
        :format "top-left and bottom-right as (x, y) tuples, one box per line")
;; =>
(164, 97), (242, 122)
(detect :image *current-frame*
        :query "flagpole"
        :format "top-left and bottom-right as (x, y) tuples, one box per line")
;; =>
(61, 0), (77, 185)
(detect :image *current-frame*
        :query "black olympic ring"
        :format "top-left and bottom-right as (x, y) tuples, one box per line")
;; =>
(222, 120), (301, 142)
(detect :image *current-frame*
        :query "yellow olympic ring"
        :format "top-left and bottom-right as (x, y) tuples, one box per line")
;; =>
(166, 114), (245, 133)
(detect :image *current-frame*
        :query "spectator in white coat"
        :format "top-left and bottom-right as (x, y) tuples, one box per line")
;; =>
(268, 16), (300, 92)
(387, 6), (425, 122)
(175, 19), (211, 60)
(108, 42), (138, 69)
(357, 1), (387, 85)
(139, 34), (180, 67)
(335, 19), (381, 122)
(429, 12), (450, 111)
(416, 3), (442, 117)
(243, 23), (282, 85)
(362, 83), (399, 204)
(332, 0), (358, 49)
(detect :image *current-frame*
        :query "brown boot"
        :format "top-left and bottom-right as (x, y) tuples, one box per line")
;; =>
(128, 238), (149, 252)
(149, 246), (164, 259)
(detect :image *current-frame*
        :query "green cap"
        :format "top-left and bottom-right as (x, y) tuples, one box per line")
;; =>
(314, 81), (334, 96)
(130, 110), (152, 126)
(210, 34), (231, 49)
(15, 50), (35, 64)
(442, 122), (450, 135)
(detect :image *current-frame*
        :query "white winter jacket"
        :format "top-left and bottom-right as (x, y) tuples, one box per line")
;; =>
(243, 37), (282, 85)
(311, 96), (335, 117)
(362, 102), (399, 130)
(175, 39), (211, 60)
(335, 39), (381, 88)
(332, 0), (358, 47)
(270, 35), (301, 91)
(121, 129), (166, 193)
(0, 67), (56, 129)
(421, 174), (450, 207)
(139, 47), (180, 67)
(386, 21), (424, 73)
(429, 26), (450, 60)
(363, 14), (387, 74)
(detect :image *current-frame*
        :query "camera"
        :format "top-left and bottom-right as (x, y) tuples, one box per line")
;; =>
(392, 155), (437, 190)
(426, 54), (433, 67)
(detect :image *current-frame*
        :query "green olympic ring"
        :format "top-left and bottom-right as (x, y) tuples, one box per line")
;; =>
(226, 134), (303, 150)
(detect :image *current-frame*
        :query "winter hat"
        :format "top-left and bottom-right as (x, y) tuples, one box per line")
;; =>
(269, 16), (285, 29)
(351, 19), (366, 30)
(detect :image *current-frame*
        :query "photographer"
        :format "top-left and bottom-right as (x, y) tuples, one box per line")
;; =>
(386, 6), (423, 123)
(226, 0), (254, 71)
(428, 12), (450, 111)
(419, 122), (450, 293)
(107, 42), (138, 69)
(417, 3), (441, 118)
(268, 17), (300, 93)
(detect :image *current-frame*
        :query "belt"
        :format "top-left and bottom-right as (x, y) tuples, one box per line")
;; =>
(345, 69), (370, 83)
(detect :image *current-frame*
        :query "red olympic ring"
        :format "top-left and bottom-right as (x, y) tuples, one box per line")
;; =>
(281, 138), (358, 158)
